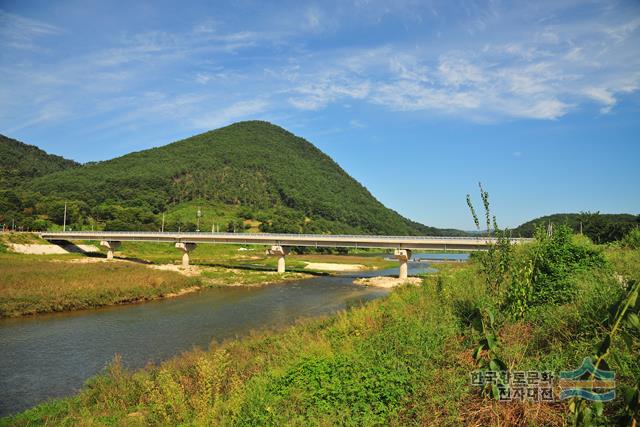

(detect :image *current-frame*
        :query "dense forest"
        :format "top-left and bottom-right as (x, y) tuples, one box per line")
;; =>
(0, 135), (78, 189)
(512, 212), (639, 243)
(0, 122), (464, 235)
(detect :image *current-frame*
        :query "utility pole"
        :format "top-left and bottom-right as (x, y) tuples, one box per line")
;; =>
(196, 207), (201, 232)
(161, 213), (165, 233)
(63, 202), (67, 232)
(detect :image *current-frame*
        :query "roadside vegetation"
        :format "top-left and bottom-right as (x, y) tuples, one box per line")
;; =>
(3, 221), (639, 425)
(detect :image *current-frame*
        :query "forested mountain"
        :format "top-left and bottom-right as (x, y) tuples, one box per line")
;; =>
(2, 121), (463, 235)
(513, 212), (639, 243)
(0, 135), (78, 188)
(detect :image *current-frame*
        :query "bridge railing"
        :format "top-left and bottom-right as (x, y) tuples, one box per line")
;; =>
(40, 231), (532, 242)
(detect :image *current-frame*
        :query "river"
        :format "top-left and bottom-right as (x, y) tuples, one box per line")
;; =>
(0, 260), (439, 416)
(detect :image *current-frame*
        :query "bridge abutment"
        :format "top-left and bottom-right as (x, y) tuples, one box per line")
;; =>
(266, 245), (288, 273)
(100, 240), (121, 260)
(394, 249), (412, 279)
(175, 242), (197, 268)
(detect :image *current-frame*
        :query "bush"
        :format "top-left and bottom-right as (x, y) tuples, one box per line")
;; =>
(527, 225), (606, 306)
(505, 225), (607, 315)
(623, 228), (640, 250)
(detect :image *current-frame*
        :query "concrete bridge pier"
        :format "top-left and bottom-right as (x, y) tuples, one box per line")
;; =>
(175, 243), (197, 268)
(394, 249), (412, 279)
(266, 245), (289, 273)
(100, 240), (121, 260)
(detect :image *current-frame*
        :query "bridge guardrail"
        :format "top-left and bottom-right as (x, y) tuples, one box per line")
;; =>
(40, 231), (533, 242)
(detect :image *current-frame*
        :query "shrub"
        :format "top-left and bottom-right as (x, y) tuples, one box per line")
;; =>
(623, 228), (640, 250)
(517, 225), (607, 308)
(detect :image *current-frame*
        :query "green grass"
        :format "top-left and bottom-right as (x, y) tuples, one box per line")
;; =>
(4, 246), (638, 426)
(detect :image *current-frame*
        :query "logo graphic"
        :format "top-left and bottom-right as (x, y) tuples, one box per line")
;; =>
(558, 357), (616, 401)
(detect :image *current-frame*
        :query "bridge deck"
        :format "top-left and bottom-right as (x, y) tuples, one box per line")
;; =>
(40, 231), (531, 251)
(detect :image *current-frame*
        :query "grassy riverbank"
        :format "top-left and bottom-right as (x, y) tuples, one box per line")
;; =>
(0, 235), (394, 317)
(0, 252), (314, 317)
(3, 236), (639, 425)
(0, 254), (199, 317)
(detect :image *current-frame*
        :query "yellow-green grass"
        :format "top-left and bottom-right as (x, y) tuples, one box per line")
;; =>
(201, 267), (311, 286)
(605, 246), (640, 281)
(0, 253), (198, 317)
(0, 232), (48, 246)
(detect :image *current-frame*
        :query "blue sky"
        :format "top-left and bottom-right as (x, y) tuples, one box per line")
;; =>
(1, 0), (639, 229)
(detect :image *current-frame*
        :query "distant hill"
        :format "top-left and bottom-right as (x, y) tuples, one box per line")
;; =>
(7, 121), (464, 235)
(0, 135), (78, 189)
(513, 212), (639, 243)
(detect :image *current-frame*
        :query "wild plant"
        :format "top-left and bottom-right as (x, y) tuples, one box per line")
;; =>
(466, 182), (515, 299)
(568, 280), (639, 427)
(470, 306), (509, 400)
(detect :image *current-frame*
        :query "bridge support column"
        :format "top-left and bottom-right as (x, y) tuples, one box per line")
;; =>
(266, 245), (288, 273)
(394, 249), (412, 279)
(175, 243), (197, 268)
(100, 241), (121, 260)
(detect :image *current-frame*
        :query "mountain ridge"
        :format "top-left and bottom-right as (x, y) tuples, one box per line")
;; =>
(0, 134), (79, 189)
(2, 121), (466, 235)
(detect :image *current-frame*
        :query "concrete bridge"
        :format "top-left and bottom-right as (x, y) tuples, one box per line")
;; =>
(40, 231), (531, 279)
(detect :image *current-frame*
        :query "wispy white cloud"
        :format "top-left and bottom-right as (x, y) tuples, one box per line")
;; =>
(191, 99), (269, 130)
(1, 0), (639, 139)
(280, 2), (640, 122)
(288, 76), (370, 110)
(0, 10), (62, 50)
(584, 87), (616, 113)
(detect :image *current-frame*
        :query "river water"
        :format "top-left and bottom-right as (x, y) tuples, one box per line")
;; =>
(0, 261), (438, 416)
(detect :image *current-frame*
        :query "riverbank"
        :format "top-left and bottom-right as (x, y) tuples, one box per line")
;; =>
(0, 253), (313, 318)
(0, 235), (399, 317)
(0, 232), (401, 317)
(354, 276), (422, 287)
(3, 243), (638, 426)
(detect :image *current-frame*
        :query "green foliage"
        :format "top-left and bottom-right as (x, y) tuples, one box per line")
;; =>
(525, 225), (606, 307)
(568, 280), (640, 427)
(470, 307), (509, 400)
(513, 211), (639, 244)
(622, 228), (640, 250)
(466, 183), (515, 297)
(0, 134), (78, 189)
(503, 225), (607, 316)
(5, 121), (456, 235)
(504, 257), (534, 319)
(239, 354), (410, 425)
